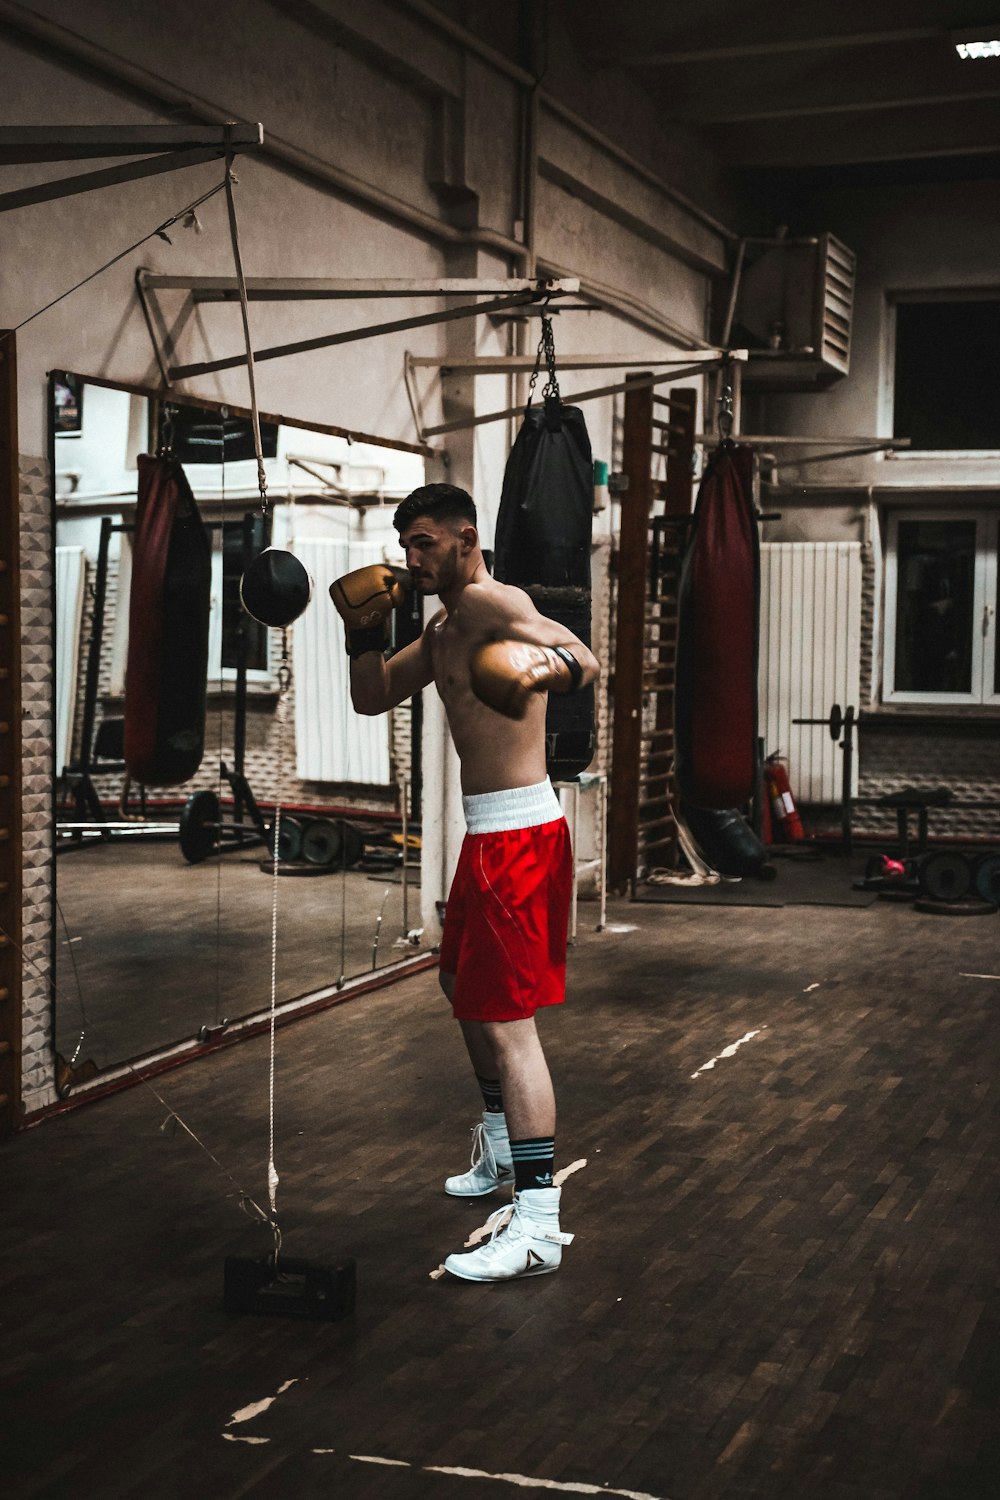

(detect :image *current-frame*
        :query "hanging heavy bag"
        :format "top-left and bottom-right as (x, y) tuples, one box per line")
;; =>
(493, 356), (596, 780)
(674, 442), (760, 808)
(124, 454), (212, 786)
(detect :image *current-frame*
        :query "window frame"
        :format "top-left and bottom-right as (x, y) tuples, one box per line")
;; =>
(883, 289), (1000, 460)
(883, 507), (998, 706)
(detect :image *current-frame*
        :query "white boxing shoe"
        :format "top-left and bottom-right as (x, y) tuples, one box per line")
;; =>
(444, 1187), (572, 1282)
(444, 1113), (514, 1198)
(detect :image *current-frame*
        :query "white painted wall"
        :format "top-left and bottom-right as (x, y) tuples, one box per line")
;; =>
(759, 179), (1000, 492)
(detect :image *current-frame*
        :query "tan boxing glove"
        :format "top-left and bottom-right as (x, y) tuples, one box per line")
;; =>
(470, 639), (582, 719)
(329, 564), (411, 657)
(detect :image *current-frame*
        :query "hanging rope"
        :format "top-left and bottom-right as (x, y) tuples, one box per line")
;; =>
(221, 144), (286, 1259)
(1, 913), (273, 1231)
(10, 178), (228, 334)
(222, 149), (268, 515)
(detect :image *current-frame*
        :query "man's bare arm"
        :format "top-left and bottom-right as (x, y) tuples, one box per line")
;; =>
(462, 582), (600, 686)
(350, 622), (436, 716)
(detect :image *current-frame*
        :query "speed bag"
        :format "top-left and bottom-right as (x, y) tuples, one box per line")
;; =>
(494, 399), (596, 779)
(123, 454), (211, 786)
(674, 443), (759, 809)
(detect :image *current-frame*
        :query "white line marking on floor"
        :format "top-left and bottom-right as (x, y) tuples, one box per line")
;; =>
(803, 982), (820, 992)
(691, 1027), (766, 1079)
(351, 1455), (412, 1467)
(424, 1464), (669, 1498)
(960, 973), (1000, 980)
(226, 1378), (298, 1427)
(222, 1433), (270, 1445)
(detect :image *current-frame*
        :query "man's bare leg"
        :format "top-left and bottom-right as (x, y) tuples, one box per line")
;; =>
(441, 972), (502, 1078)
(440, 972), (513, 1196)
(482, 1017), (555, 1141)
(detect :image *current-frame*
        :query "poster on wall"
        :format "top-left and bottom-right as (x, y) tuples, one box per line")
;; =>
(52, 371), (83, 435)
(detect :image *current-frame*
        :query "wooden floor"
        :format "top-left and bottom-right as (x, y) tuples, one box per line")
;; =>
(5, 893), (1000, 1499)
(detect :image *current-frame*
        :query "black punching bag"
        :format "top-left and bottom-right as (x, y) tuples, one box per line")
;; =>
(124, 455), (211, 785)
(494, 395), (595, 780)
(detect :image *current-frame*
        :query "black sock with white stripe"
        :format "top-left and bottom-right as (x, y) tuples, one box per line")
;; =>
(476, 1075), (504, 1114)
(510, 1137), (555, 1192)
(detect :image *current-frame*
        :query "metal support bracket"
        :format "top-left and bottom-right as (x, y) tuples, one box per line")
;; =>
(0, 124), (262, 215)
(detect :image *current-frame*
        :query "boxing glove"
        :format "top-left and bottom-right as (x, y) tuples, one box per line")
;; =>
(470, 640), (582, 719)
(330, 564), (411, 657)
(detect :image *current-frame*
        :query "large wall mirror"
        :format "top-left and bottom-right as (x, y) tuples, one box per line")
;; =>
(51, 373), (429, 1089)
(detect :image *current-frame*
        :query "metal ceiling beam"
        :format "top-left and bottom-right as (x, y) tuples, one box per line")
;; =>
(694, 87), (1000, 127)
(167, 291), (543, 381)
(0, 123), (263, 214)
(0, 145), (230, 214)
(0, 123), (262, 163)
(613, 27), (943, 67)
(410, 351), (735, 372)
(419, 355), (745, 440)
(141, 275), (580, 301)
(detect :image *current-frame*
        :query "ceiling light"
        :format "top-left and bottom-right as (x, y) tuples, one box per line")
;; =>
(952, 27), (1000, 58)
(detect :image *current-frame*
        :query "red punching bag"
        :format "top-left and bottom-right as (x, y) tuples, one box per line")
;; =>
(674, 443), (759, 809)
(124, 454), (211, 786)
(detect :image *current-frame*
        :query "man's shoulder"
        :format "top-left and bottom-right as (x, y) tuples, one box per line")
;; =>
(461, 577), (531, 617)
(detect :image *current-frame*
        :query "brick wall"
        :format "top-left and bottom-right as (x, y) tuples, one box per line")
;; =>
(20, 458), (56, 1114)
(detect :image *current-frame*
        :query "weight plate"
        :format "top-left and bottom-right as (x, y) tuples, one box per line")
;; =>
(918, 851), (972, 902)
(915, 897), (998, 917)
(179, 789), (220, 864)
(973, 853), (1000, 904)
(829, 703), (843, 742)
(266, 814), (304, 863)
(301, 818), (342, 866)
(339, 820), (365, 869)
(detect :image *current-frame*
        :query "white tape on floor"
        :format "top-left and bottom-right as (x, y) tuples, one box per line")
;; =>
(226, 1378), (298, 1427)
(691, 1027), (766, 1080)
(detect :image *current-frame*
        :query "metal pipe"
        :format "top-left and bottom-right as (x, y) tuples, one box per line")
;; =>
(0, 0), (525, 261)
(398, 1), (738, 244)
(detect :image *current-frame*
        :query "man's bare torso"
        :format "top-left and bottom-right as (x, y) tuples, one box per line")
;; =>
(427, 578), (548, 797)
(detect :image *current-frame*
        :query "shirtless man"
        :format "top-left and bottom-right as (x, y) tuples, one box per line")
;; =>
(330, 483), (599, 1281)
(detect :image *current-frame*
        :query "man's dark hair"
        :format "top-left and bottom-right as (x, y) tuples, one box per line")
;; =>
(393, 483), (476, 534)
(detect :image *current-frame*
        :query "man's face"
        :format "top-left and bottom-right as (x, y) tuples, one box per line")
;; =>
(399, 514), (465, 595)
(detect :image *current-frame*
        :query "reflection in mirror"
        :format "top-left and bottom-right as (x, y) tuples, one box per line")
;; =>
(52, 375), (427, 1090)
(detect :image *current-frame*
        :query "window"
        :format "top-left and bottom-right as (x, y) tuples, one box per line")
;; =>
(884, 510), (999, 704)
(893, 299), (1000, 451)
(208, 516), (273, 683)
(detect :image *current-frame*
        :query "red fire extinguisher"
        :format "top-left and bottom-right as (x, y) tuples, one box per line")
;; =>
(765, 753), (805, 842)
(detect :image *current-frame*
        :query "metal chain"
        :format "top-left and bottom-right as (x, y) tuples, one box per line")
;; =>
(527, 306), (560, 407)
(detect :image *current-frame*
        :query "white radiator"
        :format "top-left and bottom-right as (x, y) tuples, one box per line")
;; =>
(292, 539), (392, 784)
(758, 542), (862, 803)
(55, 546), (86, 776)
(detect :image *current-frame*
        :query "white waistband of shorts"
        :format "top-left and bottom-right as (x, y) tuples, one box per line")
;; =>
(462, 778), (563, 835)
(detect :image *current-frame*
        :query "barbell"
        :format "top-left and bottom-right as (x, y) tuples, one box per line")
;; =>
(792, 703), (856, 742)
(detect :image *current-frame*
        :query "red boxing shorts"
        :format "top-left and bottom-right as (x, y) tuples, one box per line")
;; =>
(440, 779), (572, 1024)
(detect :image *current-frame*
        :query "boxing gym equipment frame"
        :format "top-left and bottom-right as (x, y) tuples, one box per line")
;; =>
(134, 273), (583, 386)
(0, 124), (263, 215)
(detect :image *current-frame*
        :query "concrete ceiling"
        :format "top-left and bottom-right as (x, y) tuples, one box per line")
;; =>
(566, 1), (1000, 188)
